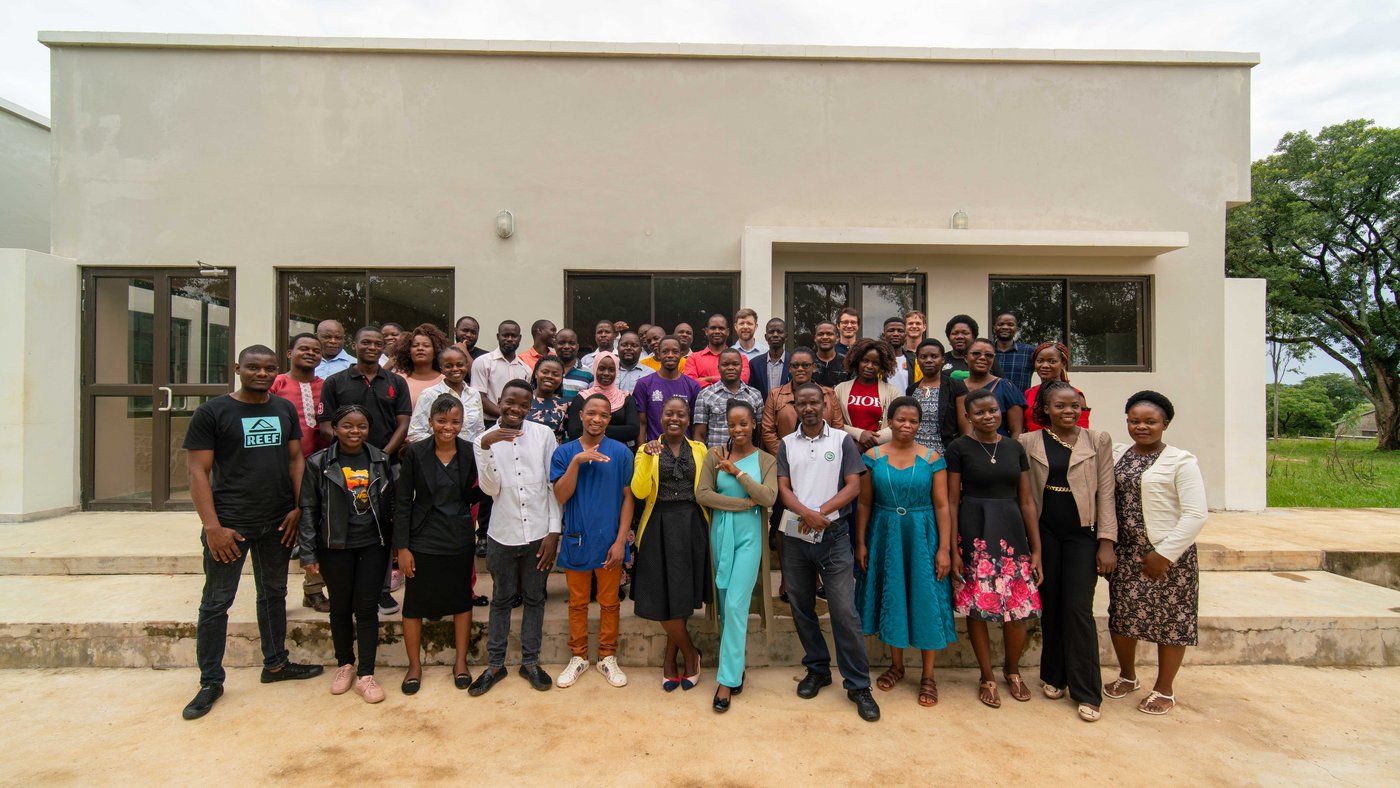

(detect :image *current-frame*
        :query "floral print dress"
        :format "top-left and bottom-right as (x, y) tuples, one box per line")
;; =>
(1109, 449), (1199, 646)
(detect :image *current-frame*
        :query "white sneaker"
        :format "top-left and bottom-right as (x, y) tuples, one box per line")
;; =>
(597, 655), (627, 687)
(556, 656), (589, 688)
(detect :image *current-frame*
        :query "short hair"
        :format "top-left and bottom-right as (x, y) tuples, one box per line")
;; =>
(596, 319), (615, 329)
(661, 394), (692, 419)
(995, 310), (1018, 323)
(429, 393), (464, 418)
(287, 332), (319, 351)
(789, 346), (816, 363)
(706, 313), (728, 326)
(237, 344), (277, 362)
(380, 322), (403, 332)
(1032, 380), (1080, 426)
(916, 337), (946, 354)
(970, 337), (997, 351)
(963, 387), (998, 415)
(353, 325), (382, 341)
(735, 307), (759, 322)
(717, 347), (745, 362)
(618, 330), (640, 342)
(767, 317), (787, 328)
(838, 307), (859, 320)
(499, 319), (520, 332)
(843, 337), (896, 378)
(438, 345), (468, 363)
(945, 314), (979, 337)
(500, 379), (534, 400)
(455, 315), (477, 326)
(392, 323), (450, 373)
(530, 319), (554, 336)
(814, 320), (837, 332)
(1125, 390), (1175, 423)
(581, 393), (613, 411)
(886, 395), (921, 422)
(903, 310), (926, 323)
(659, 335), (684, 351)
(530, 355), (565, 389)
(883, 316), (905, 328)
(330, 403), (372, 428)
(793, 382), (825, 400)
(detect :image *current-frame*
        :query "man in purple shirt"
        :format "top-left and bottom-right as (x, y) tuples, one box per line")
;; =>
(632, 335), (702, 441)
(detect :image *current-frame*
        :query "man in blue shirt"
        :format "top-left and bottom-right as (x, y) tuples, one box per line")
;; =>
(992, 311), (1037, 392)
(550, 394), (635, 689)
(313, 319), (356, 379)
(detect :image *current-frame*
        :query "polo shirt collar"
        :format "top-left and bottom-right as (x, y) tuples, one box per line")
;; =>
(795, 421), (831, 441)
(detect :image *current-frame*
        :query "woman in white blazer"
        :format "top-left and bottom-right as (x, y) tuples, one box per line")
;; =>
(1103, 391), (1207, 716)
(834, 338), (903, 451)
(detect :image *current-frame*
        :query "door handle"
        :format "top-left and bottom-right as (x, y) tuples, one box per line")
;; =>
(157, 387), (173, 412)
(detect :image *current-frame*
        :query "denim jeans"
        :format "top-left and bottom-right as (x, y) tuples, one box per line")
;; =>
(196, 520), (292, 686)
(781, 518), (871, 690)
(484, 537), (549, 668)
(317, 543), (390, 676)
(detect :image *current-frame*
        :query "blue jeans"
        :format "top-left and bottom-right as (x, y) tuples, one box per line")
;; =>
(781, 519), (871, 690)
(196, 520), (292, 685)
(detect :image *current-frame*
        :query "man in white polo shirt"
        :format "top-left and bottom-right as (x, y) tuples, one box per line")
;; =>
(776, 383), (879, 722)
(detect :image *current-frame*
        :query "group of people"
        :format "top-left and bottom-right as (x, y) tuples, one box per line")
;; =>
(180, 306), (1207, 726)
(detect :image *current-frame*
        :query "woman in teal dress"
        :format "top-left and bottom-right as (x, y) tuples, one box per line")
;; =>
(696, 400), (777, 713)
(855, 396), (957, 707)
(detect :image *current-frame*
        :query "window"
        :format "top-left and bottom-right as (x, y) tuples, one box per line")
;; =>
(989, 276), (1151, 370)
(278, 269), (454, 348)
(565, 272), (739, 351)
(785, 273), (926, 349)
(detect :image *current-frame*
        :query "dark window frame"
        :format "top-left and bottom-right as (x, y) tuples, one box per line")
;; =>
(783, 272), (928, 350)
(275, 267), (456, 360)
(988, 274), (1153, 372)
(563, 270), (741, 349)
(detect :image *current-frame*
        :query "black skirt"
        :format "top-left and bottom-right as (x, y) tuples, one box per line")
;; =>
(632, 501), (711, 621)
(402, 551), (474, 619)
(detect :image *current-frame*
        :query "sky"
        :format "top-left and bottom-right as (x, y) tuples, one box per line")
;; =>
(3, 0), (1396, 381)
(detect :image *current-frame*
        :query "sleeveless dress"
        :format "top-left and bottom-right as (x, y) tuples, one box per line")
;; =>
(855, 448), (958, 651)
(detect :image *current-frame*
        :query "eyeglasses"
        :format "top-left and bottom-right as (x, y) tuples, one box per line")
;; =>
(967, 351), (995, 359)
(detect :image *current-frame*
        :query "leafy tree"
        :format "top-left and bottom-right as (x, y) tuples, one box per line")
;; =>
(1228, 120), (1400, 450)
(1265, 384), (1335, 436)
(1300, 372), (1370, 419)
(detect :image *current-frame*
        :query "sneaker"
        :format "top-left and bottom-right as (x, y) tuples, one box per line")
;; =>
(182, 684), (223, 720)
(597, 656), (628, 687)
(302, 592), (331, 613)
(330, 664), (356, 695)
(556, 656), (589, 688)
(389, 569), (405, 592)
(378, 591), (400, 615)
(354, 675), (386, 704)
(261, 661), (325, 683)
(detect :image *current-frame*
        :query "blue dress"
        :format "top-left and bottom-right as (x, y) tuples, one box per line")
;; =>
(856, 448), (958, 650)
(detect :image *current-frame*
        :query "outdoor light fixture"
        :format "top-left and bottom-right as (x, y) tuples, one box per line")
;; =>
(495, 210), (515, 238)
(890, 268), (917, 285)
(196, 259), (227, 277)
(950, 209), (968, 229)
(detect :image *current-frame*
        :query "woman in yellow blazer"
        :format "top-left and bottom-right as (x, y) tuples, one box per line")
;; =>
(631, 394), (710, 691)
(1018, 381), (1118, 723)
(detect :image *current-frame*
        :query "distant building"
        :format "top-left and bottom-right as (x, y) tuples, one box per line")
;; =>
(0, 97), (50, 253)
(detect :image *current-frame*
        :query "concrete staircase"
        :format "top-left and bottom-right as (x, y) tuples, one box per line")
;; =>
(2, 510), (1398, 669)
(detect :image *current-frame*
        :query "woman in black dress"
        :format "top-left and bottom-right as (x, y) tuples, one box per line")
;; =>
(394, 394), (480, 695)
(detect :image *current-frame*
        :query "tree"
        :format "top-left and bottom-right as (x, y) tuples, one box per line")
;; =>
(1265, 384), (1335, 437)
(1227, 120), (1400, 450)
(1266, 311), (1311, 438)
(1300, 372), (1370, 419)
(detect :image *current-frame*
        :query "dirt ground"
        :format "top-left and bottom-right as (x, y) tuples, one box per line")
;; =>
(2, 665), (1397, 786)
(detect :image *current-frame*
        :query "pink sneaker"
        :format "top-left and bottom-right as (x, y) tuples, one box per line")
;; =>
(330, 664), (355, 695)
(355, 675), (385, 704)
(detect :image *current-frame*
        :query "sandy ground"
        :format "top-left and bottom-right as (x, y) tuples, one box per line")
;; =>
(2, 665), (1397, 786)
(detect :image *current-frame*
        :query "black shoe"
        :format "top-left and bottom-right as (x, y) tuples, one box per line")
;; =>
(779, 590), (790, 604)
(815, 585), (827, 600)
(454, 670), (473, 690)
(467, 666), (507, 697)
(401, 675), (421, 695)
(848, 688), (881, 722)
(796, 670), (831, 699)
(713, 687), (731, 713)
(475, 540), (488, 557)
(182, 684), (223, 720)
(733, 673), (745, 695)
(510, 593), (523, 609)
(303, 592), (331, 613)
(519, 664), (552, 691)
(378, 591), (400, 615)
(260, 662), (324, 683)
(473, 594), (490, 607)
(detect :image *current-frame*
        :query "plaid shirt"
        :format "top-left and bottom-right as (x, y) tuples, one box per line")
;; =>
(691, 382), (764, 449)
(994, 342), (1037, 392)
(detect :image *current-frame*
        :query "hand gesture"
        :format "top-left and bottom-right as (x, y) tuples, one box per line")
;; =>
(574, 449), (610, 465)
(205, 525), (245, 563)
(642, 439), (663, 456)
(278, 508), (300, 547)
(398, 548), (416, 579)
(713, 446), (739, 476)
(482, 428), (522, 449)
(535, 533), (560, 572)
(1140, 550), (1170, 581)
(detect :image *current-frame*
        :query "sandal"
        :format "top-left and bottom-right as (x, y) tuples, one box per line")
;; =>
(1104, 675), (1142, 699)
(918, 676), (938, 707)
(1043, 684), (1065, 700)
(1138, 690), (1176, 715)
(1078, 703), (1102, 722)
(978, 680), (1001, 709)
(875, 665), (904, 692)
(1004, 673), (1031, 702)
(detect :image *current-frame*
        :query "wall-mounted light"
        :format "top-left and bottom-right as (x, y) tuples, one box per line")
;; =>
(196, 259), (227, 277)
(890, 268), (917, 285)
(950, 209), (968, 230)
(495, 210), (515, 239)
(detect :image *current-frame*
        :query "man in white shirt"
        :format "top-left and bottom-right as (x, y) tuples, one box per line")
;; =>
(731, 307), (768, 362)
(470, 320), (531, 422)
(468, 380), (561, 695)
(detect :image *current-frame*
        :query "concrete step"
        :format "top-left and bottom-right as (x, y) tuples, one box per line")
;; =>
(3, 570), (1397, 669)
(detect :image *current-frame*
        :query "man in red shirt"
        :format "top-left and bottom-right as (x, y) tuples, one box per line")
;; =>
(269, 333), (330, 613)
(685, 314), (751, 388)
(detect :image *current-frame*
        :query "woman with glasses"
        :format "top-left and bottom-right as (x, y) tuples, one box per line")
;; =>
(964, 338), (1026, 438)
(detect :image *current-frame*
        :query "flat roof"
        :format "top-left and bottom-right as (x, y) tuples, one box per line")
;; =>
(0, 97), (50, 129)
(38, 31), (1259, 67)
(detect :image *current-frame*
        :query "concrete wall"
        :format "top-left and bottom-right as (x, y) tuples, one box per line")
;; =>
(0, 100), (51, 253)
(0, 250), (80, 519)
(45, 36), (1258, 509)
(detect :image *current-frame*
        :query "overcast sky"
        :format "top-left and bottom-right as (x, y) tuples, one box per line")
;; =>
(4, 0), (1395, 380)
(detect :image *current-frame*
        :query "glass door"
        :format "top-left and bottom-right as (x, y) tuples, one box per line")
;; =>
(82, 269), (235, 510)
(784, 273), (926, 348)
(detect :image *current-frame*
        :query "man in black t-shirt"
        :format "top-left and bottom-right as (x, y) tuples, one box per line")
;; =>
(181, 345), (323, 720)
(318, 326), (412, 455)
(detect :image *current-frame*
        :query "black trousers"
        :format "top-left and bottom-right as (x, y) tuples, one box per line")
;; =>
(318, 543), (391, 676)
(1037, 514), (1103, 705)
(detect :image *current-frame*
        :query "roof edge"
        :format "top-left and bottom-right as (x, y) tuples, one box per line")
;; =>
(0, 96), (50, 129)
(37, 31), (1261, 67)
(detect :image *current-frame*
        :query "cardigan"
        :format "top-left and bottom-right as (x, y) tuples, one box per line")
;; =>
(630, 437), (709, 546)
(833, 378), (904, 446)
(1019, 428), (1118, 543)
(695, 449), (779, 520)
(1111, 444), (1207, 562)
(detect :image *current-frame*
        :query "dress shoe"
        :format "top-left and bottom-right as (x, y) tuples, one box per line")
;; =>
(519, 664), (553, 691)
(796, 670), (832, 699)
(713, 688), (731, 713)
(303, 592), (331, 613)
(848, 688), (881, 722)
(467, 666), (506, 697)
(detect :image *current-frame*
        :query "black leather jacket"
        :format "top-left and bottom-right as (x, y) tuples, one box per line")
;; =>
(298, 442), (395, 565)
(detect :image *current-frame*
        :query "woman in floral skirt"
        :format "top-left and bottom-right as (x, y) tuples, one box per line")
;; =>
(946, 388), (1043, 709)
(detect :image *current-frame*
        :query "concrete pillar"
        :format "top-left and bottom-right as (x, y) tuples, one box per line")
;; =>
(1221, 277), (1267, 510)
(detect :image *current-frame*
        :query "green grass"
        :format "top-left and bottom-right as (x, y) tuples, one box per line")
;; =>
(1267, 438), (1400, 507)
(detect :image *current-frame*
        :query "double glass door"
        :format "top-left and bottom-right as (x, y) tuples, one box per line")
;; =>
(784, 273), (927, 348)
(82, 268), (235, 510)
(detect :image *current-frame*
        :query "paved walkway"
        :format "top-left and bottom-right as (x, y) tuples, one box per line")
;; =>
(2, 666), (1395, 784)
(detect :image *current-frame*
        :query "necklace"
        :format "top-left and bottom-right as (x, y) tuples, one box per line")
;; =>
(1046, 427), (1079, 452)
(975, 435), (999, 464)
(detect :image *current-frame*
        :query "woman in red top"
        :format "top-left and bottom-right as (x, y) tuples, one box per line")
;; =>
(835, 338), (902, 451)
(1023, 341), (1090, 432)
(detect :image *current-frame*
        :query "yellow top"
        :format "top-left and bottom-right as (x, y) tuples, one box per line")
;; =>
(630, 438), (709, 546)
